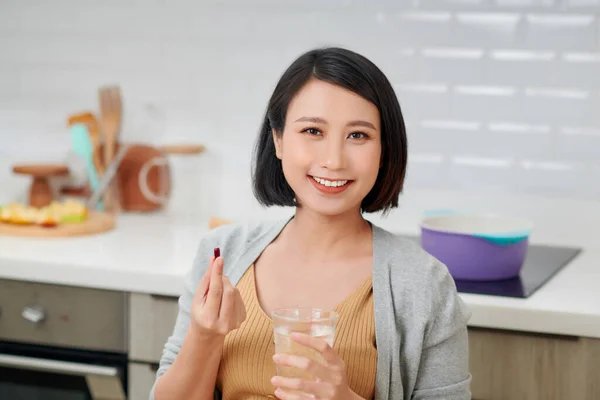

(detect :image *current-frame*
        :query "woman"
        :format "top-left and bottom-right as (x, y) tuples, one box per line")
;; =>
(151, 47), (472, 400)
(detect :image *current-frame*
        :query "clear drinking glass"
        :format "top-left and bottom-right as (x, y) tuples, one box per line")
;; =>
(272, 308), (339, 396)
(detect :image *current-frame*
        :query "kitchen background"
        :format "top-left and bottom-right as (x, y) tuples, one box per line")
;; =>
(1, 2), (600, 399)
(1, 0), (599, 222)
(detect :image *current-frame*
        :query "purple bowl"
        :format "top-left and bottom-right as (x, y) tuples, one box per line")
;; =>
(420, 214), (533, 281)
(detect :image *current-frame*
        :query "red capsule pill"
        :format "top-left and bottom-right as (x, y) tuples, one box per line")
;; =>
(214, 248), (220, 258)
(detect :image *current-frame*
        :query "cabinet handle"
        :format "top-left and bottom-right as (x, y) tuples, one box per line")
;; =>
(22, 305), (46, 325)
(0, 353), (119, 377)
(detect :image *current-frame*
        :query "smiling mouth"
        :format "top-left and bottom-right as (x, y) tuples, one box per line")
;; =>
(311, 176), (350, 187)
(309, 175), (353, 194)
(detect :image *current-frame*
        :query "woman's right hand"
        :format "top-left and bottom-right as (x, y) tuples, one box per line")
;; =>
(190, 254), (247, 339)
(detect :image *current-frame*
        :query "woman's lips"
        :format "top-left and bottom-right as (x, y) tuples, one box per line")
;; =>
(308, 175), (353, 194)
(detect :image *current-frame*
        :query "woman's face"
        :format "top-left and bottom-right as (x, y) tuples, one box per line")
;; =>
(273, 78), (382, 217)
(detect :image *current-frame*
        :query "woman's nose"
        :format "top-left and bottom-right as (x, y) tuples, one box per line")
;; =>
(320, 137), (345, 170)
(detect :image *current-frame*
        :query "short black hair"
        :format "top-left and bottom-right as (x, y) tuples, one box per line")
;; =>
(251, 47), (408, 214)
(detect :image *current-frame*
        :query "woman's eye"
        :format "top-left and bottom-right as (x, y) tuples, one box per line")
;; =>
(303, 128), (322, 135)
(348, 132), (367, 139)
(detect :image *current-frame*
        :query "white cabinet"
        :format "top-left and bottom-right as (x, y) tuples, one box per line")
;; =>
(128, 293), (179, 363)
(128, 292), (180, 399)
(128, 362), (159, 400)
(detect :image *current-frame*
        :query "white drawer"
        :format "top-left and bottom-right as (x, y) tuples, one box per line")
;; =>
(128, 293), (179, 363)
(128, 362), (159, 400)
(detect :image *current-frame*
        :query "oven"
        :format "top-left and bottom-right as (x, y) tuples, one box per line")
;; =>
(0, 278), (128, 399)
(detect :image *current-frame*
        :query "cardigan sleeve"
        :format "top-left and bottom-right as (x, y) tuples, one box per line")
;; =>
(411, 258), (473, 400)
(148, 230), (222, 400)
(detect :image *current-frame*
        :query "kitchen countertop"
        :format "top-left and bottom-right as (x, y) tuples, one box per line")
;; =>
(1, 189), (599, 339)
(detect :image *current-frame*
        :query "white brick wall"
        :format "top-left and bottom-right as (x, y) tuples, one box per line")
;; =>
(0, 0), (599, 218)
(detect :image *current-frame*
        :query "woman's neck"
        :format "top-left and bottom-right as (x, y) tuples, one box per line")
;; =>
(283, 206), (372, 262)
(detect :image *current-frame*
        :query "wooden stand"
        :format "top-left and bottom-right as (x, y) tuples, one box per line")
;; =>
(12, 164), (69, 208)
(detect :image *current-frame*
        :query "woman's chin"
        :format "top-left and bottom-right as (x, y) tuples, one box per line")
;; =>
(296, 197), (361, 218)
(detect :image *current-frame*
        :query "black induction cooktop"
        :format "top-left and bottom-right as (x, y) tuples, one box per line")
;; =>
(399, 235), (582, 299)
(453, 244), (582, 298)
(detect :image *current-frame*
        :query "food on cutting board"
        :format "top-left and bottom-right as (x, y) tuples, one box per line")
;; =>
(0, 200), (88, 228)
(0, 204), (39, 225)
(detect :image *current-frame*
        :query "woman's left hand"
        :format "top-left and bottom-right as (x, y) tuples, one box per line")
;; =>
(271, 332), (362, 400)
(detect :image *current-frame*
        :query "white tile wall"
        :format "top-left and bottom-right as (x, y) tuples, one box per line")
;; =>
(525, 14), (597, 50)
(487, 50), (557, 87)
(0, 0), (598, 217)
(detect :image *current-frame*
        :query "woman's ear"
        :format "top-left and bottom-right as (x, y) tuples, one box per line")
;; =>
(272, 129), (283, 160)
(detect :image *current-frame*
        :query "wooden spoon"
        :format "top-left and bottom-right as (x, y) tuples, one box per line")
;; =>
(158, 144), (205, 155)
(98, 86), (123, 212)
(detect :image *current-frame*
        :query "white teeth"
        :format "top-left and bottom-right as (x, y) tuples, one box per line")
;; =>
(312, 176), (349, 187)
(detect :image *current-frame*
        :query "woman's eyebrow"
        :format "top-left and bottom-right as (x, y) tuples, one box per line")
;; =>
(294, 116), (377, 130)
(347, 120), (377, 130)
(294, 116), (327, 124)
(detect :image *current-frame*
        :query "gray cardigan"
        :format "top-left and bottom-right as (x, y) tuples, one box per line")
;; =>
(150, 217), (472, 400)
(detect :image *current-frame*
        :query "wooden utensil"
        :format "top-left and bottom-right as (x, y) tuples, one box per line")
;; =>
(12, 164), (69, 208)
(98, 85), (122, 212)
(158, 144), (206, 155)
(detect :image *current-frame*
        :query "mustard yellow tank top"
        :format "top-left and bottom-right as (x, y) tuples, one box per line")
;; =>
(216, 264), (377, 399)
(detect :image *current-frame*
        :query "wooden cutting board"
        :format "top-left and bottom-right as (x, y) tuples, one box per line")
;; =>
(0, 212), (116, 238)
